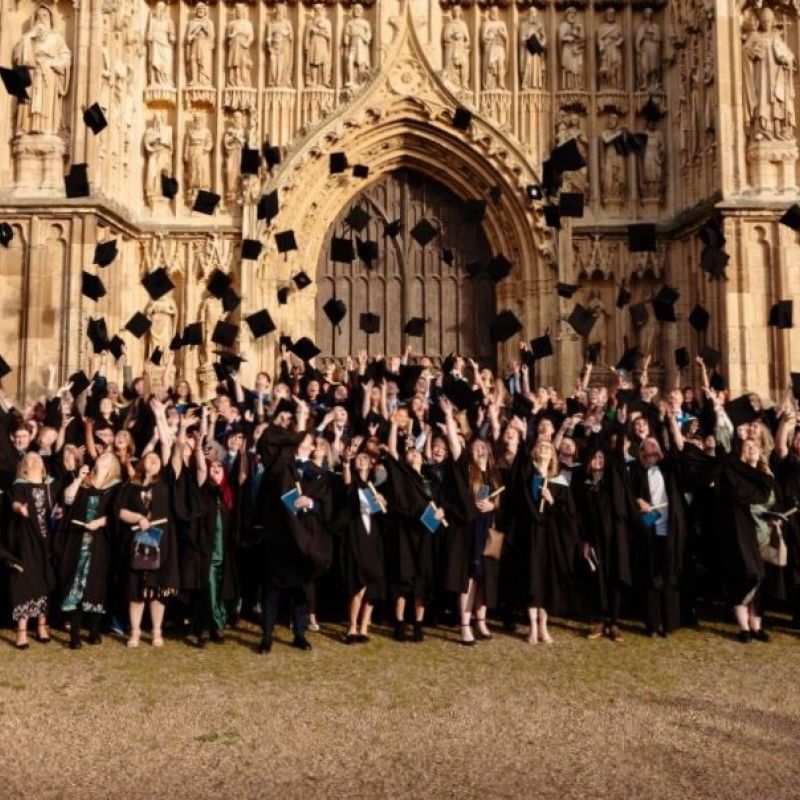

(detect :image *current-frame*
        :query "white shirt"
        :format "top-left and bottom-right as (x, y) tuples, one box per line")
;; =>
(646, 464), (669, 537)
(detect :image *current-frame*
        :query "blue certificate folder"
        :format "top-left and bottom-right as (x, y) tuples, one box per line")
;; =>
(640, 509), (662, 528)
(281, 487), (302, 516)
(420, 504), (441, 533)
(361, 487), (384, 515)
(133, 527), (163, 549)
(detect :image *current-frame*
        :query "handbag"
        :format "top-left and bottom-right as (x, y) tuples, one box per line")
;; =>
(131, 527), (163, 571)
(761, 526), (788, 567)
(483, 527), (505, 560)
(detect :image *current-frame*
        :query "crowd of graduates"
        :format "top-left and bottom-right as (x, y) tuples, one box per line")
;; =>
(1, 343), (798, 654)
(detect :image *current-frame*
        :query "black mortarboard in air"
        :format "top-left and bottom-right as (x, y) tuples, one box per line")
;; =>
(245, 309), (276, 339)
(263, 143), (281, 168)
(83, 103), (107, 135)
(161, 173), (179, 199)
(541, 159), (563, 195)
(345, 206), (370, 232)
(212, 362), (228, 383)
(453, 107), (472, 130)
(556, 282), (579, 299)
(530, 333), (554, 360)
(725, 395), (760, 428)
(277, 286), (290, 305)
(543, 205), (561, 229)
(212, 320), (239, 348)
(698, 220), (725, 248)
(410, 218), (437, 247)
(109, 335), (126, 361)
(169, 334), (182, 351)
(642, 97), (666, 123)
(222, 288), (241, 313)
(559, 192), (584, 218)
(65, 164), (90, 198)
(616, 347), (640, 372)
(526, 34), (545, 55)
(331, 236), (355, 264)
(150, 347), (163, 366)
(292, 270), (312, 290)
(769, 300), (793, 329)
(240, 147), (260, 175)
(141, 267), (174, 300)
(490, 310), (523, 343)
(0, 354), (11, 379)
(551, 138), (586, 172)
(353, 164), (370, 179)
(652, 285), (679, 322)
(81, 271), (106, 302)
(675, 347), (691, 369)
(182, 322), (203, 346)
(779, 204), (800, 231)
(616, 286), (631, 308)
(207, 268), (232, 300)
(464, 199), (487, 224)
(86, 317), (109, 353)
(125, 312), (151, 339)
(93, 239), (117, 268)
(628, 223), (657, 252)
(217, 353), (246, 373)
(193, 190), (220, 215)
(356, 237), (379, 266)
(566, 304), (596, 337)
(700, 246), (729, 278)
(445, 379), (482, 412)
(709, 371), (725, 392)
(466, 260), (486, 278)
(699, 345), (721, 370)
(242, 238), (263, 260)
(0, 65), (30, 100)
(629, 302), (649, 329)
(442, 248), (455, 266)
(384, 219), (402, 238)
(69, 371), (91, 398)
(791, 372), (800, 400)
(257, 190), (279, 221)
(689, 304), (710, 333)
(0, 222), (12, 247)
(330, 152), (348, 174)
(323, 297), (347, 327)
(360, 312), (381, 335)
(487, 254), (513, 283)
(291, 336), (321, 362)
(404, 317), (426, 337)
(275, 230), (298, 254)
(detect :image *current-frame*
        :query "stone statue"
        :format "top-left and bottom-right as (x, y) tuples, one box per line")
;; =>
(556, 112), (589, 195)
(183, 113), (213, 196)
(600, 113), (627, 204)
(185, 2), (215, 87)
(145, 1), (176, 87)
(585, 292), (610, 354)
(481, 7), (508, 90)
(743, 7), (796, 141)
(226, 3), (254, 87)
(145, 294), (178, 359)
(222, 111), (247, 201)
(519, 7), (546, 90)
(343, 4), (372, 87)
(143, 111), (173, 206)
(596, 8), (624, 91)
(266, 4), (294, 87)
(639, 121), (665, 201)
(304, 4), (332, 87)
(635, 8), (663, 91)
(11, 5), (71, 136)
(636, 289), (657, 357)
(558, 8), (585, 90)
(199, 293), (225, 367)
(442, 6), (470, 89)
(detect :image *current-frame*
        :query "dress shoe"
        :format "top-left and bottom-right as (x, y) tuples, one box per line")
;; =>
(68, 639), (83, 650)
(393, 621), (407, 642)
(257, 636), (272, 654)
(412, 622), (424, 642)
(608, 625), (624, 643)
(738, 629), (752, 644)
(587, 623), (605, 640)
(356, 634), (370, 643)
(87, 633), (102, 646)
(345, 633), (360, 645)
(751, 629), (770, 643)
(292, 636), (312, 651)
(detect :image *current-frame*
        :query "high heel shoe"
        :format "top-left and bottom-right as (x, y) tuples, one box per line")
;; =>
(459, 623), (477, 647)
(474, 616), (493, 640)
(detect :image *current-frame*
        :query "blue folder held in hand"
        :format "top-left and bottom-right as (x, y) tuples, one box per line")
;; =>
(281, 487), (302, 516)
(640, 509), (662, 528)
(420, 504), (441, 533)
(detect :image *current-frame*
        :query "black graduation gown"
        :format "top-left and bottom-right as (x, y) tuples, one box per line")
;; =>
(771, 452), (800, 596)
(56, 482), (121, 609)
(339, 477), (386, 600)
(4, 480), (57, 613)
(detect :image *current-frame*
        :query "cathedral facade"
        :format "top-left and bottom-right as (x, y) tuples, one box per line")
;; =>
(0, 0), (797, 401)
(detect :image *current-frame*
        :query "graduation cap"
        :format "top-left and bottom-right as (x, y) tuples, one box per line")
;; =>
(279, 334), (294, 351)
(700, 246), (729, 278)
(290, 336), (321, 362)
(93, 239), (117, 268)
(442, 248), (455, 266)
(169, 334), (182, 351)
(689, 304), (710, 333)
(331, 236), (355, 264)
(556, 282), (579, 299)
(698, 221), (725, 248)
(353, 164), (370, 179)
(330, 152), (348, 174)
(212, 362), (229, 383)
(275, 230), (298, 254)
(161, 173), (179, 199)
(360, 312), (380, 335)
(277, 286), (290, 305)
(444, 380), (482, 412)
(292, 270), (312, 290)
(257, 190), (279, 221)
(219, 352), (247, 372)
(675, 346), (690, 369)
(86, 317), (109, 354)
(273, 397), (298, 416)
(150, 346), (163, 366)
(356, 237), (379, 266)
(0, 222), (12, 248)
(242, 238), (263, 260)
(652, 285), (679, 322)
(641, 97), (666, 123)
(769, 300), (793, 329)
(384, 219), (402, 238)
(182, 322), (203, 346)
(543, 205), (561, 229)
(791, 372), (800, 400)
(125, 311), (151, 339)
(512, 392), (534, 418)
(699, 344), (721, 370)
(193, 190), (220, 215)
(222, 288), (241, 313)
(453, 107), (472, 130)
(487, 254), (512, 283)
(530, 333), (554, 360)
(141, 266), (174, 300)
(207, 268), (232, 300)
(616, 347), (640, 372)
(709, 371), (725, 392)
(566, 304), (596, 337)
(525, 34), (545, 55)
(490, 310), (523, 343)
(82, 103), (107, 135)
(68, 371), (91, 397)
(629, 302), (649, 329)
(240, 147), (260, 176)
(559, 192), (584, 218)
(323, 297), (347, 327)
(263, 143), (281, 168)
(398, 364), (424, 398)
(81, 271), (106, 302)
(109, 335), (126, 361)
(616, 286), (631, 308)
(245, 309), (276, 339)
(627, 223), (657, 252)
(779, 204), (800, 231)
(410, 218), (437, 247)
(0, 65), (30, 100)
(551, 138), (586, 172)
(345, 206), (370, 232)
(65, 164), (90, 198)
(212, 320), (239, 348)
(404, 317), (426, 337)
(725, 395), (759, 428)
(464, 199), (487, 224)
(541, 159), (563, 195)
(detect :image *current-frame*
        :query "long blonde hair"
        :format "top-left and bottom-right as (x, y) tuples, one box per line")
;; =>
(87, 453), (122, 489)
(531, 439), (559, 479)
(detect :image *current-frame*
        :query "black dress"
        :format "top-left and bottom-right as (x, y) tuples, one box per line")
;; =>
(470, 473), (501, 609)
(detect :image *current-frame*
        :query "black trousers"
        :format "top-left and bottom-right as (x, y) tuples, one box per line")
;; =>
(645, 586), (680, 633)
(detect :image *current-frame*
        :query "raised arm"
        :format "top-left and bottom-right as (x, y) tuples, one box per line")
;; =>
(440, 397), (463, 461)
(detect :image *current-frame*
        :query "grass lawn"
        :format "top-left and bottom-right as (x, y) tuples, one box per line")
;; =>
(0, 615), (798, 799)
